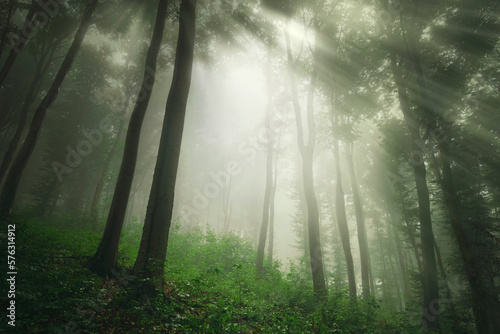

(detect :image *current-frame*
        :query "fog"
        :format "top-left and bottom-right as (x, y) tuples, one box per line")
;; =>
(1, 0), (499, 332)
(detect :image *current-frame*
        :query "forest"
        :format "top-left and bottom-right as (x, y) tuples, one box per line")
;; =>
(0, 0), (499, 333)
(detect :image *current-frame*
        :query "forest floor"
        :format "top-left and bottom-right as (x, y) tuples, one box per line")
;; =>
(1, 215), (418, 333)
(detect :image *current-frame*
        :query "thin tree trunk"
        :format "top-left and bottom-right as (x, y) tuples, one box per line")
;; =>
(390, 51), (440, 331)
(256, 50), (274, 277)
(376, 221), (388, 301)
(0, 0), (38, 86)
(437, 138), (500, 333)
(89, 93), (131, 223)
(398, 191), (423, 273)
(222, 175), (232, 232)
(0, 0), (17, 56)
(267, 148), (279, 262)
(0, 0), (99, 218)
(86, 0), (168, 276)
(132, 0), (197, 284)
(433, 237), (458, 328)
(346, 142), (370, 299)
(387, 230), (403, 311)
(387, 204), (410, 302)
(333, 137), (356, 300)
(284, 17), (327, 301)
(0, 36), (58, 186)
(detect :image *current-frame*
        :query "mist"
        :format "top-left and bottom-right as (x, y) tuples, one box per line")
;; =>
(1, 0), (499, 333)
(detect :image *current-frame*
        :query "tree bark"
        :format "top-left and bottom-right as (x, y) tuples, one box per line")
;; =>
(132, 0), (197, 283)
(386, 223), (403, 311)
(346, 142), (370, 299)
(387, 203), (410, 302)
(222, 174), (232, 232)
(333, 137), (356, 300)
(398, 190), (423, 274)
(267, 150), (279, 262)
(89, 93), (131, 223)
(0, 0), (38, 86)
(0, 0), (99, 218)
(390, 51), (440, 331)
(437, 139), (500, 333)
(87, 0), (169, 276)
(256, 50), (274, 277)
(0, 0), (17, 57)
(284, 17), (327, 301)
(0, 35), (59, 186)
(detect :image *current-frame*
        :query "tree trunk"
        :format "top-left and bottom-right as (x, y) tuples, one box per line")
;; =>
(346, 142), (370, 299)
(86, 0), (168, 276)
(132, 0), (197, 283)
(0, 0), (99, 218)
(267, 152), (278, 262)
(375, 221), (388, 301)
(0, 0), (38, 86)
(333, 138), (356, 300)
(0, 35), (59, 186)
(0, 0), (17, 57)
(398, 191), (423, 273)
(387, 204), (410, 302)
(438, 139), (500, 333)
(390, 52), (440, 331)
(256, 50), (274, 277)
(89, 93), (131, 223)
(284, 17), (327, 301)
(433, 237), (458, 329)
(387, 230), (403, 311)
(222, 174), (232, 232)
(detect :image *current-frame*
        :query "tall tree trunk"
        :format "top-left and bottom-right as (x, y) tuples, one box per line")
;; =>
(267, 131), (282, 262)
(333, 137), (356, 300)
(86, 0), (168, 276)
(387, 228), (403, 311)
(284, 18), (327, 301)
(398, 191), (423, 273)
(0, 0), (17, 56)
(89, 93), (131, 223)
(433, 237), (458, 329)
(346, 142), (370, 299)
(132, 0), (197, 283)
(0, 35), (58, 186)
(376, 221), (388, 301)
(0, 0), (99, 218)
(222, 175), (232, 232)
(387, 204), (410, 302)
(390, 51), (440, 331)
(0, 0), (38, 86)
(256, 50), (274, 277)
(267, 151), (279, 262)
(437, 139), (500, 333)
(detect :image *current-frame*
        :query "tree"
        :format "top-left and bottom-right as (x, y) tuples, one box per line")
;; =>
(330, 111), (356, 300)
(256, 50), (274, 277)
(0, 0), (42, 86)
(0, 0), (17, 56)
(133, 0), (198, 284)
(0, 33), (62, 186)
(389, 49), (440, 331)
(87, 0), (170, 276)
(285, 12), (327, 301)
(346, 143), (371, 299)
(0, 0), (99, 218)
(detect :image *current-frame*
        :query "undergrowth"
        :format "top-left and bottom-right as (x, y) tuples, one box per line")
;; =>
(1, 215), (419, 333)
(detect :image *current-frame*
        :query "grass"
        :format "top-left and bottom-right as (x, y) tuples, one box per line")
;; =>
(1, 215), (418, 333)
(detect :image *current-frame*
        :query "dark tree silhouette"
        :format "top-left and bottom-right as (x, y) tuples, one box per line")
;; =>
(0, 0), (99, 218)
(133, 0), (198, 284)
(87, 0), (170, 276)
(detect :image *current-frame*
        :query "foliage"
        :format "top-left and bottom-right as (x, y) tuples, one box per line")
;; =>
(1, 216), (419, 333)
